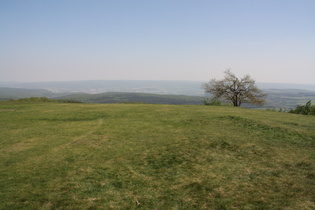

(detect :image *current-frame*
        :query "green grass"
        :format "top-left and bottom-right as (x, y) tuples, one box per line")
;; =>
(1, 101), (314, 209)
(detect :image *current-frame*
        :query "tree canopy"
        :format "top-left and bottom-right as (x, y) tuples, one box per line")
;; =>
(202, 70), (267, 107)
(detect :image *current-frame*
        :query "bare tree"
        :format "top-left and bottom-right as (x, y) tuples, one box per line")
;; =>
(202, 70), (267, 107)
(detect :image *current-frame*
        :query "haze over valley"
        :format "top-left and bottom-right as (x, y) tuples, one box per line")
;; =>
(2, 80), (315, 95)
(1, 80), (315, 109)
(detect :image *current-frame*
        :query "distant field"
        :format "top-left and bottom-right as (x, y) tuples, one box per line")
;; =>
(264, 89), (315, 109)
(0, 101), (314, 209)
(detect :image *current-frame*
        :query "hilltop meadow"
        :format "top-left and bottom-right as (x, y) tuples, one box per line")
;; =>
(0, 101), (314, 209)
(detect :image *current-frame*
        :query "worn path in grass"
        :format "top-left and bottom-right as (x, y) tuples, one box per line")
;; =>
(0, 102), (314, 209)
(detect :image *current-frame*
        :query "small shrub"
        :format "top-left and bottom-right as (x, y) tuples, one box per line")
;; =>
(18, 97), (53, 102)
(289, 100), (315, 115)
(57, 99), (82, 103)
(16, 97), (82, 103)
(203, 98), (222, 106)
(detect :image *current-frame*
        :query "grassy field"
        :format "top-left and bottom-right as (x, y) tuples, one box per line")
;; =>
(0, 101), (314, 209)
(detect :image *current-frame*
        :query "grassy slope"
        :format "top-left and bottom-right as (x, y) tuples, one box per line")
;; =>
(0, 102), (314, 209)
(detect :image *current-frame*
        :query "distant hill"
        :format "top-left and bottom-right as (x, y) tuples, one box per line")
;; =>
(1, 81), (315, 109)
(56, 92), (205, 105)
(0, 80), (205, 95)
(0, 87), (62, 100)
(56, 90), (315, 109)
(1, 80), (315, 94)
(257, 83), (315, 92)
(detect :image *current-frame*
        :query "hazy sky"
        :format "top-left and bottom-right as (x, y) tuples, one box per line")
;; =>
(1, 0), (315, 84)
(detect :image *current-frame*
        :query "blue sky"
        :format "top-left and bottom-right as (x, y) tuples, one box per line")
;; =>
(1, 0), (314, 84)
